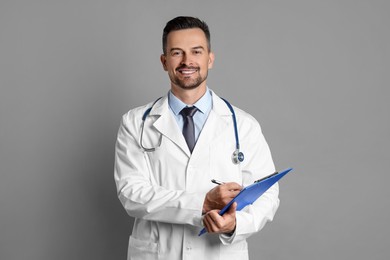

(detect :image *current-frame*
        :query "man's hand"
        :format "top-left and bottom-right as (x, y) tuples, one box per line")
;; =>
(203, 182), (241, 213)
(203, 202), (237, 234)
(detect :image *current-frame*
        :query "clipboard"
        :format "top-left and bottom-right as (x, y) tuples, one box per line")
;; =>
(198, 168), (293, 236)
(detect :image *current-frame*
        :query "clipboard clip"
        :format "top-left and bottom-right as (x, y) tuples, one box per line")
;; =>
(254, 171), (278, 183)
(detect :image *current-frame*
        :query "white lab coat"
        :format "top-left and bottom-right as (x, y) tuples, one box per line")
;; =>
(114, 90), (279, 260)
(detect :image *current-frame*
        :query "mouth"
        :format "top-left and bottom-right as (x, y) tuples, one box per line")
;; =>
(176, 66), (199, 76)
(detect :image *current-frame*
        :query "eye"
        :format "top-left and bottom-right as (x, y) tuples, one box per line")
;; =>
(193, 49), (203, 55)
(171, 50), (183, 57)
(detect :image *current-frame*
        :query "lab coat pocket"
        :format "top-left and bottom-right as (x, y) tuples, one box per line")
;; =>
(128, 235), (159, 260)
(210, 141), (242, 183)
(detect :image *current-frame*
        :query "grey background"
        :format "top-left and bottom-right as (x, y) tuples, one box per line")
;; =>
(1, 1), (389, 259)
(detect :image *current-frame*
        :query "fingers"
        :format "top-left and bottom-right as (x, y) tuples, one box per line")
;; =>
(220, 182), (242, 199)
(218, 183), (241, 204)
(203, 210), (221, 233)
(227, 202), (237, 214)
(203, 182), (242, 213)
(203, 202), (237, 234)
(202, 213), (213, 233)
(223, 182), (242, 191)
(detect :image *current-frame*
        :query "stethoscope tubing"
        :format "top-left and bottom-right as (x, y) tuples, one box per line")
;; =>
(140, 97), (244, 164)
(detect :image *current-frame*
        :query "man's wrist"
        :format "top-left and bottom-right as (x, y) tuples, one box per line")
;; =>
(225, 224), (236, 236)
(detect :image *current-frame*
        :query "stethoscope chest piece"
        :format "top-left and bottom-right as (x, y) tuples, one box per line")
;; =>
(232, 149), (244, 164)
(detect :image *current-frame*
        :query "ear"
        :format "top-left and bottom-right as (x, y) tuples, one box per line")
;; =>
(160, 54), (168, 71)
(208, 52), (215, 69)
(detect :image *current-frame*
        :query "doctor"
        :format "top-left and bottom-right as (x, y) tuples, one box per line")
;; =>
(114, 16), (280, 260)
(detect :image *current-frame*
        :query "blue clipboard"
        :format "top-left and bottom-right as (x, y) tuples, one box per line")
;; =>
(198, 168), (293, 236)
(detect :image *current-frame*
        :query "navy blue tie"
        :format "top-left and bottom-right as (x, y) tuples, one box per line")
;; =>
(180, 106), (198, 153)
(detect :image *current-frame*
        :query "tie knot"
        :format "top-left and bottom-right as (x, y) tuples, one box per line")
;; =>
(180, 106), (197, 117)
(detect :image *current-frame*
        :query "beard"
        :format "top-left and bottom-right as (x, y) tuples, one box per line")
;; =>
(170, 65), (208, 90)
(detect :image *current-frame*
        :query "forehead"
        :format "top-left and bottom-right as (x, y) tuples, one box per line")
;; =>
(166, 28), (208, 49)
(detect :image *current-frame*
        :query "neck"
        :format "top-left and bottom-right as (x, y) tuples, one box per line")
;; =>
(171, 84), (207, 105)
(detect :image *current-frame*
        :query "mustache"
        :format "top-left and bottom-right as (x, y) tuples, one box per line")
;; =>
(176, 65), (200, 71)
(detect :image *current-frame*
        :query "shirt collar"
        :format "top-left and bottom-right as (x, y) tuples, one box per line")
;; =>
(168, 88), (212, 115)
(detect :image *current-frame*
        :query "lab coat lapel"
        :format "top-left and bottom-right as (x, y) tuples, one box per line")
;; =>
(192, 92), (232, 155)
(151, 96), (191, 156)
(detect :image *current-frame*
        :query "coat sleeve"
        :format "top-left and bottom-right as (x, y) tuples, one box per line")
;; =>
(114, 113), (205, 227)
(219, 116), (280, 245)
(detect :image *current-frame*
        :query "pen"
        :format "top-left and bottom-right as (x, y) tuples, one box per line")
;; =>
(211, 179), (225, 185)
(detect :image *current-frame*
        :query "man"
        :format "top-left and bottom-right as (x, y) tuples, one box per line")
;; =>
(114, 16), (279, 260)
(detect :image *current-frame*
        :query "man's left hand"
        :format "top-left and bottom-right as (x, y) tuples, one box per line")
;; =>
(203, 202), (237, 234)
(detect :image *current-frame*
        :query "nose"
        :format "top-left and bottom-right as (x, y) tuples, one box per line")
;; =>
(180, 53), (194, 66)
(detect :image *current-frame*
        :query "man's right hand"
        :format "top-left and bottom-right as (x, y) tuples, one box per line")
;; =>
(202, 182), (242, 214)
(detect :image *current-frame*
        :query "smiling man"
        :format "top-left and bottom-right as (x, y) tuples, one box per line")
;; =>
(115, 16), (280, 260)
(161, 23), (215, 104)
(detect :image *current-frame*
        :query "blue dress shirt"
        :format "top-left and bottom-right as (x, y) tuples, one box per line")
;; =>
(168, 88), (213, 142)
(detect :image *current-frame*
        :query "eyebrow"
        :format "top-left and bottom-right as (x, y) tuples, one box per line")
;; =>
(169, 46), (206, 52)
(169, 48), (183, 52)
(192, 46), (205, 50)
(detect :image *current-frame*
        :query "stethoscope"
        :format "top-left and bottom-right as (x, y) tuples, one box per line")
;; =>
(140, 97), (245, 165)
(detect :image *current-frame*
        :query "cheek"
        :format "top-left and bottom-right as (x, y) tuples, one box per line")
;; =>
(167, 61), (180, 71)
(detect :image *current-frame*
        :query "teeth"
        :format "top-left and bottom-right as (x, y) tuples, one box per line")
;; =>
(180, 70), (196, 74)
